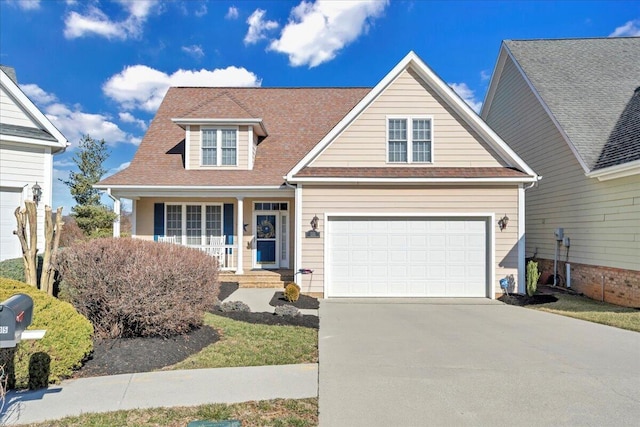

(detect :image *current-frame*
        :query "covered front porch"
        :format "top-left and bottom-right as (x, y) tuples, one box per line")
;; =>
(107, 187), (296, 277)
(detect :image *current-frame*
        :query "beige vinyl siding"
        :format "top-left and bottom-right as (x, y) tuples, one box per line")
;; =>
(299, 185), (519, 296)
(311, 68), (505, 168)
(485, 56), (640, 270)
(136, 196), (295, 272)
(0, 85), (37, 128)
(187, 125), (249, 170)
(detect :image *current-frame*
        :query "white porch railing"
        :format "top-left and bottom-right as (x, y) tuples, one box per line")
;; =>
(159, 235), (237, 271)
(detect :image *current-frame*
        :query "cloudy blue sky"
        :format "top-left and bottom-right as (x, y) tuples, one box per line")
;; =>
(1, 0), (638, 213)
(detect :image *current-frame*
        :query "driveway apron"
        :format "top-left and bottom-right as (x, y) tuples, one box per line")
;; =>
(319, 298), (640, 427)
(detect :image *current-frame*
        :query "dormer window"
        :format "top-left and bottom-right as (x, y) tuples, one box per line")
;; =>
(202, 128), (237, 166)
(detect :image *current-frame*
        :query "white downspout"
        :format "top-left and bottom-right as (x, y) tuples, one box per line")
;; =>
(106, 188), (121, 238)
(236, 197), (244, 274)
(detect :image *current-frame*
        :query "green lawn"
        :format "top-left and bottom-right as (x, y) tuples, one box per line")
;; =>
(20, 398), (318, 427)
(532, 293), (640, 332)
(168, 313), (318, 370)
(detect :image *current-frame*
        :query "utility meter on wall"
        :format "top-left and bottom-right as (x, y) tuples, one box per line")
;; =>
(554, 228), (564, 241)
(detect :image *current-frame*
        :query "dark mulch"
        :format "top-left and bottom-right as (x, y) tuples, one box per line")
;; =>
(212, 309), (319, 329)
(269, 292), (320, 309)
(218, 282), (240, 301)
(74, 326), (219, 378)
(499, 293), (558, 306)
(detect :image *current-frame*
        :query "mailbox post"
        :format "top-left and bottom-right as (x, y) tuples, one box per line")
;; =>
(0, 294), (34, 348)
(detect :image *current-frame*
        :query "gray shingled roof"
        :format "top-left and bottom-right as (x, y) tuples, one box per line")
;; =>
(0, 123), (58, 142)
(505, 37), (640, 171)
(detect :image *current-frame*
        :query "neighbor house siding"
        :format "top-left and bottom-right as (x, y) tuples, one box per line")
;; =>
(136, 196), (295, 272)
(187, 125), (250, 170)
(0, 85), (36, 128)
(484, 56), (640, 271)
(311, 68), (505, 168)
(299, 185), (520, 296)
(0, 141), (49, 255)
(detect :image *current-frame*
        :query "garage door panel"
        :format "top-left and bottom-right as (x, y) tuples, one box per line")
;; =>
(327, 217), (488, 297)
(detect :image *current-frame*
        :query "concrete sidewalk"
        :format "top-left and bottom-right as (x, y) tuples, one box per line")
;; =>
(226, 287), (318, 316)
(2, 364), (318, 425)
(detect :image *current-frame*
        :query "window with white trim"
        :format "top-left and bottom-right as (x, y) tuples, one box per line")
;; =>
(201, 128), (237, 166)
(387, 117), (432, 163)
(166, 204), (223, 245)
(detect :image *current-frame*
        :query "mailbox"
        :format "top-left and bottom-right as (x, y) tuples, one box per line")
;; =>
(0, 294), (34, 348)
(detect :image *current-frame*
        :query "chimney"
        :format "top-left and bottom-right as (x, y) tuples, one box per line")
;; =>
(0, 65), (18, 84)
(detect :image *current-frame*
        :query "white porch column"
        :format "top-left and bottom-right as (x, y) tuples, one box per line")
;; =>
(295, 184), (302, 286)
(236, 197), (244, 274)
(107, 189), (121, 238)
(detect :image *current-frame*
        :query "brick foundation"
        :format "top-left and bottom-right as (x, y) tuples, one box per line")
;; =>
(535, 258), (640, 308)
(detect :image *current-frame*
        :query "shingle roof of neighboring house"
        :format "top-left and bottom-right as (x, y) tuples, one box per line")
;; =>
(99, 87), (371, 187)
(503, 37), (640, 171)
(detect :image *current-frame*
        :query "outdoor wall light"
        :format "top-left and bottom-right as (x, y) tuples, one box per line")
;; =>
(498, 214), (509, 231)
(32, 182), (42, 205)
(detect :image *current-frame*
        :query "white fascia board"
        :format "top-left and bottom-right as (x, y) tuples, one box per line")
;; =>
(0, 133), (66, 150)
(286, 50), (537, 181)
(96, 185), (294, 199)
(172, 118), (267, 136)
(288, 176), (538, 184)
(0, 70), (68, 149)
(486, 44), (590, 175)
(585, 159), (640, 181)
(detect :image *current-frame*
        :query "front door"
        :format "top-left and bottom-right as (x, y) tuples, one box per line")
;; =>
(255, 213), (278, 269)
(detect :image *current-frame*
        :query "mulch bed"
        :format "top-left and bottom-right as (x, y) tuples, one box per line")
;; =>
(498, 293), (558, 306)
(73, 282), (319, 378)
(269, 292), (320, 309)
(74, 326), (219, 378)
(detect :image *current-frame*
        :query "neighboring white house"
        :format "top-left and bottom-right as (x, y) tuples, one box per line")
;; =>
(0, 66), (68, 261)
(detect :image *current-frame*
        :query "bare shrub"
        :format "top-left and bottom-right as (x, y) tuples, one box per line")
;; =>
(58, 216), (86, 247)
(55, 238), (219, 338)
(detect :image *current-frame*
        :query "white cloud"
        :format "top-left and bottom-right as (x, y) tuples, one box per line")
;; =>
(226, 6), (239, 20)
(103, 65), (262, 112)
(610, 19), (640, 37)
(104, 161), (131, 179)
(182, 44), (205, 59)
(7, 0), (41, 11)
(480, 70), (491, 82)
(119, 112), (148, 130)
(195, 3), (208, 17)
(63, 1), (159, 40)
(269, 0), (388, 67)
(449, 82), (482, 114)
(20, 83), (57, 105)
(53, 159), (76, 168)
(244, 9), (279, 45)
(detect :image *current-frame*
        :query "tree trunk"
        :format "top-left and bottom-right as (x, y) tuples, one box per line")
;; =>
(40, 206), (64, 296)
(14, 201), (38, 287)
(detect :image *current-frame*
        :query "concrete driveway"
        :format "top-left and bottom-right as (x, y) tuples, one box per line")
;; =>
(319, 298), (640, 426)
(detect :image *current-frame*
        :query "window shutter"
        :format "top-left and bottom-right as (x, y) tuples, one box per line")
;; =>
(223, 203), (234, 244)
(154, 203), (165, 241)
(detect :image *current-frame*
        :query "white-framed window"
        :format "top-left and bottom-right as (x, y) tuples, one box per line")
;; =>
(201, 128), (237, 166)
(387, 116), (432, 163)
(166, 204), (223, 245)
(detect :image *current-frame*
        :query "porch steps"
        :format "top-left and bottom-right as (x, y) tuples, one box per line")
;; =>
(219, 269), (295, 288)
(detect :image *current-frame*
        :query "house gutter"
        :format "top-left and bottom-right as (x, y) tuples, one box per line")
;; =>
(105, 188), (121, 238)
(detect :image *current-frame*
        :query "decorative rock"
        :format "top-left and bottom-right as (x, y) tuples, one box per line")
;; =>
(220, 301), (251, 313)
(274, 304), (302, 317)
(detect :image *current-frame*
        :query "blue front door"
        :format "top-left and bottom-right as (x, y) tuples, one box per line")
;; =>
(256, 214), (277, 267)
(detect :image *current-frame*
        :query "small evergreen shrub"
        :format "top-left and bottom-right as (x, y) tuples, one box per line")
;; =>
(275, 304), (301, 317)
(284, 282), (301, 303)
(220, 301), (251, 312)
(0, 278), (93, 389)
(526, 260), (541, 297)
(0, 256), (43, 283)
(55, 237), (219, 338)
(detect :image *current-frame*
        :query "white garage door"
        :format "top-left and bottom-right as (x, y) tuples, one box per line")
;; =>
(0, 188), (23, 261)
(327, 217), (488, 297)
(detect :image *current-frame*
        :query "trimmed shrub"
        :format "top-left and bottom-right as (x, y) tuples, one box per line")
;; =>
(58, 216), (86, 248)
(275, 304), (301, 317)
(526, 260), (541, 297)
(55, 238), (219, 338)
(284, 282), (300, 303)
(0, 256), (44, 283)
(0, 278), (93, 389)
